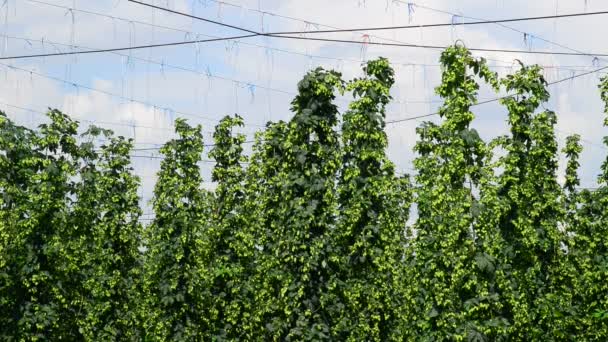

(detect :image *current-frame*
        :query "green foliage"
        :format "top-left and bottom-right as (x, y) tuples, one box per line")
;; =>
(251, 67), (344, 340)
(0, 110), (83, 340)
(563, 134), (582, 196)
(327, 58), (411, 341)
(204, 114), (252, 339)
(405, 45), (506, 340)
(74, 132), (144, 340)
(143, 119), (211, 341)
(239, 120), (291, 337)
(495, 63), (567, 339)
(563, 75), (608, 338)
(2, 46), (608, 341)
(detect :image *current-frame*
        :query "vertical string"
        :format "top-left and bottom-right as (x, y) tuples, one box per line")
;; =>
(407, 2), (415, 23)
(248, 84), (255, 104)
(450, 15), (460, 43)
(69, 2), (76, 81)
(1, 0), (9, 57)
(260, 11), (265, 33)
(390, 0), (396, 40)
(266, 87), (272, 123)
(360, 34), (370, 61)
(217, 1), (223, 21)
(553, 0), (559, 49)
(266, 48), (273, 123)
(28, 69), (34, 125)
(233, 81), (239, 115)
(204, 65), (212, 115)
(129, 22), (136, 110)
(146, 6), (156, 104)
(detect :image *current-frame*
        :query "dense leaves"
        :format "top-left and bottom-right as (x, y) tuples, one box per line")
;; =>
(252, 68), (344, 340)
(328, 58), (411, 340)
(405, 46), (505, 340)
(74, 130), (143, 340)
(1, 48), (608, 340)
(143, 119), (210, 341)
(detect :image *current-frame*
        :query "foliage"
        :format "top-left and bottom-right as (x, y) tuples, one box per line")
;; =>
(326, 57), (411, 341)
(251, 67), (344, 340)
(143, 119), (210, 341)
(204, 114), (251, 339)
(1, 48), (608, 340)
(495, 63), (568, 339)
(405, 45), (506, 340)
(74, 131), (144, 340)
(0, 110), (82, 340)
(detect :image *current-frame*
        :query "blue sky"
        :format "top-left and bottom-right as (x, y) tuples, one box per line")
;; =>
(1, 0), (607, 210)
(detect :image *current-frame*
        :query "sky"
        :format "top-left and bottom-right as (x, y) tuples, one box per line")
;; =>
(1, 0), (607, 214)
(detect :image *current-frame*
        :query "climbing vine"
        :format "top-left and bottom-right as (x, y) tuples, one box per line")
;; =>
(496, 63), (566, 339)
(143, 119), (210, 341)
(405, 45), (504, 340)
(1, 46), (608, 340)
(327, 58), (411, 341)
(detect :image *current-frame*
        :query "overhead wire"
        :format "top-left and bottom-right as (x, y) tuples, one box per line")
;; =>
(0, 101), (170, 146)
(126, 0), (608, 128)
(6, 2), (608, 60)
(10, 0), (600, 113)
(142, 0), (608, 116)
(127, 0), (259, 34)
(392, 0), (608, 64)
(0, 100), (174, 133)
(12, 0), (608, 148)
(267, 9), (608, 35)
(5, 0), (608, 199)
(0, 33), (259, 60)
(0, 34), (440, 110)
(0, 99), (258, 143)
(0, 33), (296, 96)
(0, 99), (260, 150)
(0, 33), (443, 105)
(126, 1), (608, 59)
(22, 0), (449, 70)
(129, 154), (251, 164)
(265, 35), (608, 57)
(202, 0), (607, 62)
(5, 9), (606, 139)
(204, 0), (593, 58)
(3, 93), (604, 183)
(41, 0), (589, 108)
(0, 61), (270, 128)
(385, 63), (608, 124)
(25, 0), (600, 72)
(130, 140), (257, 151)
(1, 40), (441, 139)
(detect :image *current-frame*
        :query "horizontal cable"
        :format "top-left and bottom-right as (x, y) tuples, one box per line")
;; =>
(2, 34), (443, 105)
(0, 33), (296, 96)
(129, 1), (608, 58)
(27, 0), (599, 72)
(271, 35), (608, 57)
(0, 33), (258, 60)
(0, 62), (268, 128)
(392, 0), (608, 63)
(0, 100), (258, 144)
(22, 0), (454, 70)
(5, 3), (608, 60)
(269, 9), (608, 35)
(386, 63), (608, 125)
(206, 0), (600, 63)
(202, 0), (607, 62)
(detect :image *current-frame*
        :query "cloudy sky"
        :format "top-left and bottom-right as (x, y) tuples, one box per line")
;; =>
(1, 0), (606, 212)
